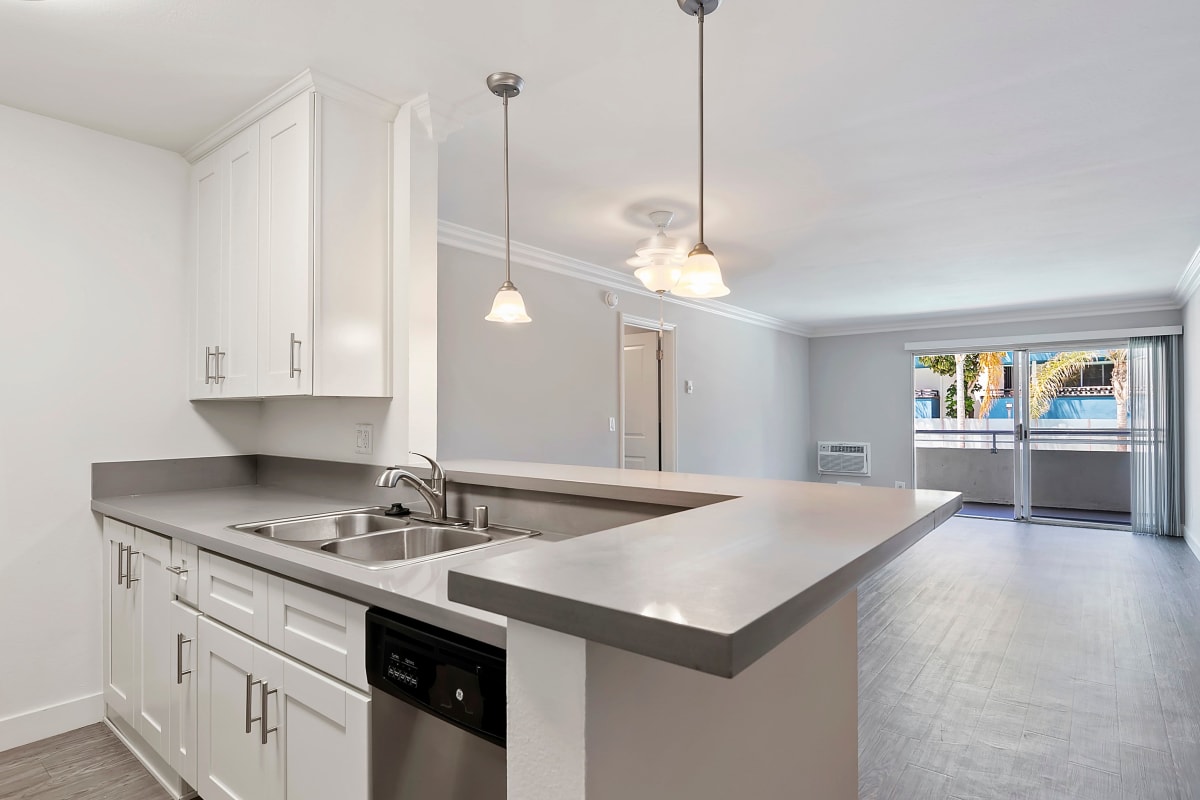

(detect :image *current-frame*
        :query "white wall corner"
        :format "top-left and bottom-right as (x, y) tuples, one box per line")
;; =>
(395, 100), (440, 460)
(410, 94), (466, 144)
(1173, 244), (1200, 306)
(0, 693), (103, 752)
(1184, 523), (1200, 564)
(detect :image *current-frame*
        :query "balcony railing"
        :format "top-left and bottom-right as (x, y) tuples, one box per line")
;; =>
(915, 427), (1131, 452)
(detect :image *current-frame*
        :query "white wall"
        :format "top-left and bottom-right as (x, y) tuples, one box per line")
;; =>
(437, 246), (812, 480)
(1183, 297), (1200, 558)
(0, 104), (258, 748)
(809, 309), (1183, 490)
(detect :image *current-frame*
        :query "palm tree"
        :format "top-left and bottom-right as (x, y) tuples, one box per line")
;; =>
(1029, 351), (1095, 419)
(1109, 349), (1129, 428)
(975, 351), (1007, 418)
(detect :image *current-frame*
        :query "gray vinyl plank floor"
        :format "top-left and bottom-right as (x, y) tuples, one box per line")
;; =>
(3, 517), (1198, 800)
(860, 516), (1200, 800)
(0, 723), (167, 799)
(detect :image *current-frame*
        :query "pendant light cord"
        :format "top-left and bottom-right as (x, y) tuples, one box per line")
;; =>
(697, 5), (705, 245)
(503, 94), (512, 284)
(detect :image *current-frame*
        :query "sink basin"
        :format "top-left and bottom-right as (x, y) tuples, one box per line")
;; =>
(239, 513), (401, 542)
(228, 507), (539, 569)
(321, 527), (493, 563)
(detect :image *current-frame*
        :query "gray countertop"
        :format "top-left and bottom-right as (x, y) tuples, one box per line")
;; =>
(93, 460), (961, 676)
(443, 461), (961, 678)
(92, 485), (552, 647)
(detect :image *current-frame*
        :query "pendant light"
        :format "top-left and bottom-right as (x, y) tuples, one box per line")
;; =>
(673, 0), (730, 299)
(627, 210), (687, 293)
(484, 71), (532, 323)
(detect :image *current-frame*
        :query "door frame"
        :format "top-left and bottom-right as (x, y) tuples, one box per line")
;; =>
(618, 313), (678, 471)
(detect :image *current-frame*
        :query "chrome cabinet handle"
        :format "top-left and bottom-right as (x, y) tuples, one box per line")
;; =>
(246, 674), (263, 734)
(176, 633), (192, 685)
(288, 333), (302, 378)
(116, 543), (127, 586)
(124, 549), (140, 589)
(205, 346), (216, 384)
(166, 564), (189, 577)
(215, 347), (226, 384)
(260, 681), (279, 745)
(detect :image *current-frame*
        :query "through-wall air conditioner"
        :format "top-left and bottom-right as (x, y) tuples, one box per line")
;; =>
(817, 442), (871, 477)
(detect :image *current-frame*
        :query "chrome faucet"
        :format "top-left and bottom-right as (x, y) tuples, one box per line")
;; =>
(376, 453), (448, 522)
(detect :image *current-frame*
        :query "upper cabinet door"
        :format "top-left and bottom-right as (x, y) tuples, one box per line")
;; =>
(257, 92), (314, 397)
(219, 127), (260, 398)
(189, 152), (224, 400)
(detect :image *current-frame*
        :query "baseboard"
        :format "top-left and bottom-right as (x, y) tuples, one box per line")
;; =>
(0, 692), (103, 752)
(1184, 524), (1200, 564)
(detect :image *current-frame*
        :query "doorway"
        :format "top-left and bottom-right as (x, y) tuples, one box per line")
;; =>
(619, 314), (677, 471)
(913, 344), (1131, 528)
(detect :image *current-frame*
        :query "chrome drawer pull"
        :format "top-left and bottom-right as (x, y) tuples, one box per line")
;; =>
(246, 674), (263, 734)
(124, 549), (140, 589)
(176, 633), (192, 685)
(289, 333), (302, 378)
(260, 681), (278, 745)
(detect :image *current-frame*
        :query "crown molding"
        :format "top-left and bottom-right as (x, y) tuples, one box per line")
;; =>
(410, 94), (466, 143)
(807, 295), (1182, 338)
(437, 220), (814, 337)
(1173, 243), (1200, 305)
(183, 69), (400, 163)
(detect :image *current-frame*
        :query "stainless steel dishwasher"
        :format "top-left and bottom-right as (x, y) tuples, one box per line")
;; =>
(367, 607), (507, 799)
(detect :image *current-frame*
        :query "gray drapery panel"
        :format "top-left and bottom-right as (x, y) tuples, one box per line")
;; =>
(1129, 335), (1182, 536)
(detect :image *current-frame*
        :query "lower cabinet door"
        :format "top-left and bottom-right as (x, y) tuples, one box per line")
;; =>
(281, 658), (370, 800)
(197, 618), (285, 800)
(170, 601), (202, 787)
(103, 518), (137, 723)
(134, 528), (173, 762)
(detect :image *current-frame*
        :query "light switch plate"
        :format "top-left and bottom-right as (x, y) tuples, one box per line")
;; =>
(685, 380), (694, 394)
(354, 423), (373, 455)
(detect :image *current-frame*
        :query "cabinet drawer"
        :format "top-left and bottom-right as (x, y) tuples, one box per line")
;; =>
(199, 552), (270, 641)
(268, 576), (367, 691)
(171, 539), (200, 608)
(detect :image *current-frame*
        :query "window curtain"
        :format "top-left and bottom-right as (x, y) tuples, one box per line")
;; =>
(1129, 335), (1182, 536)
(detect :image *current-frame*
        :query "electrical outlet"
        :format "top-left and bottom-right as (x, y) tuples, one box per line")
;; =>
(894, 481), (907, 489)
(354, 423), (373, 455)
(685, 380), (695, 394)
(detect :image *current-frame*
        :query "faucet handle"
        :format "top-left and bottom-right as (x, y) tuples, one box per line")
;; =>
(409, 452), (444, 483)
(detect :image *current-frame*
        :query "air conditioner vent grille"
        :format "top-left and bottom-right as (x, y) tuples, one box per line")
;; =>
(817, 441), (871, 477)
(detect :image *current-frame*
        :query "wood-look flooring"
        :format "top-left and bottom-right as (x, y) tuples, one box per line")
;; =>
(3, 518), (1197, 799)
(0, 723), (167, 799)
(860, 516), (1200, 800)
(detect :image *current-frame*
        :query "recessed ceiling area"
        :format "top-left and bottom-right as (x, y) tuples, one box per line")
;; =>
(3, 0), (1199, 332)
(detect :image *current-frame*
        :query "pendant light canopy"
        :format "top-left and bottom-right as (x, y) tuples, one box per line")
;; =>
(627, 210), (687, 294)
(674, 0), (730, 299)
(484, 71), (532, 323)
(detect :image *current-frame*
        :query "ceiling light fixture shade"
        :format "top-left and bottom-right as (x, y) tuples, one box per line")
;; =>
(675, 0), (731, 299)
(485, 280), (531, 323)
(484, 71), (531, 324)
(627, 210), (687, 294)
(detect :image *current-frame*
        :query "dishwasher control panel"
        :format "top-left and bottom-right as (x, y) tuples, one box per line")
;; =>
(367, 607), (506, 746)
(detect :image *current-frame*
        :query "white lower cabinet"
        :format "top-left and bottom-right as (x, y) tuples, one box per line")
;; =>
(197, 616), (369, 800)
(103, 519), (137, 723)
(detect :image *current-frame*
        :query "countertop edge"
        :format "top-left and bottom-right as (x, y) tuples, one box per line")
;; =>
(447, 493), (962, 677)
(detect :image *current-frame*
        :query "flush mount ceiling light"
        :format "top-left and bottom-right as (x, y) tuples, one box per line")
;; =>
(627, 210), (688, 294)
(673, 0), (730, 299)
(484, 71), (532, 324)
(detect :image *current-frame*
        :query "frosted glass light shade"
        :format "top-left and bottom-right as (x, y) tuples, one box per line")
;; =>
(634, 263), (683, 294)
(672, 244), (730, 298)
(485, 282), (532, 323)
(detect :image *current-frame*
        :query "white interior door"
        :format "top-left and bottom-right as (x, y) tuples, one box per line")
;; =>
(623, 330), (661, 470)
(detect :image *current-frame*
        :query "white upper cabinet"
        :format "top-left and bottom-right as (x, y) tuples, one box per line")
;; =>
(187, 70), (395, 400)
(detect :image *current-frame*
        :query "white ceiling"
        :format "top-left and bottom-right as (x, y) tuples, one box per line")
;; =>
(4, 0), (1200, 332)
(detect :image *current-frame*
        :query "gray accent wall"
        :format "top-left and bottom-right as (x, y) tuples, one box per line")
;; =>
(809, 309), (1183, 490)
(437, 245), (812, 480)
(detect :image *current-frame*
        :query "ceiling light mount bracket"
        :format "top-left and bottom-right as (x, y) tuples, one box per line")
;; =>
(677, 0), (721, 17)
(486, 72), (525, 99)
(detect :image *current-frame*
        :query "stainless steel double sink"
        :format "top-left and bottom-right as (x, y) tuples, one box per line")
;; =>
(229, 507), (539, 569)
